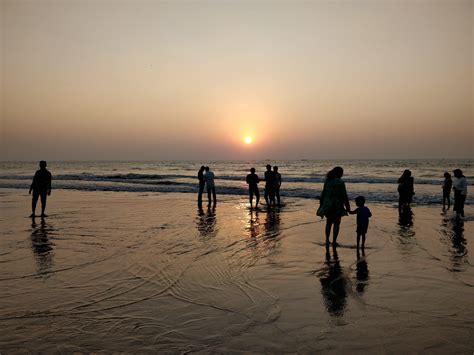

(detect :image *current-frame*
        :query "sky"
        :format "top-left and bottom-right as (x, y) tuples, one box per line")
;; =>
(1, 0), (473, 160)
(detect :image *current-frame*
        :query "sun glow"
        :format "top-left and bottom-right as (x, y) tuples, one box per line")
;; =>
(244, 136), (253, 145)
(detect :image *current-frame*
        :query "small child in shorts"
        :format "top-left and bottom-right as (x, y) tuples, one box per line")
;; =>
(350, 196), (372, 250)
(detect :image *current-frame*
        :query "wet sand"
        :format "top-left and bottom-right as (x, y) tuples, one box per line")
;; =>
(1, 189), (473, 353)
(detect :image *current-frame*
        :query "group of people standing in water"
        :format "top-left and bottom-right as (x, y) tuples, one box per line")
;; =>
(27, 161), (469, 251)
(195, 164), (469, 252)
(396, 168), (468, 218)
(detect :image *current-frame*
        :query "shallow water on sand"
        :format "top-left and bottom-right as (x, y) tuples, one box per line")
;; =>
(0, 190), (473, 353)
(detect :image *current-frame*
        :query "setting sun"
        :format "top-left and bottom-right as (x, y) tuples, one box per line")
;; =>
(244, 136), (253, 145)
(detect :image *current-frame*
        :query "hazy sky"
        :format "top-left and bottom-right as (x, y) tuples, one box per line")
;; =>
(1, 0), (473, 160)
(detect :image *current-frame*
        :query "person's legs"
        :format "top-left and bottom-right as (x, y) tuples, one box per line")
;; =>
(269, 189), (275, 205)
(275, 188), (280, 206)
(356, 232), (361, 250)
(31, 190), (39, 216)
(255, 189), (260, 207)
(361, 233), (366, 249)
(264, 188), (269, 205)
(212, 187), (216, 204)
(459, 194), (466, 217)
(198, 184), (204, 204)
(442, 192), (447, 210)
(325, 220), (332, 246)
(249, 189), (254, 207)
(332, 220), (341, 245)
(207, 188), (212, 204)
(447, 192), (451, 210)
(40, 191), (47, 216)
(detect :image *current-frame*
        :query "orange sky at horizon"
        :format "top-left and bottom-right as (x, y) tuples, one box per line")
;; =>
(1, 0), (473, 160)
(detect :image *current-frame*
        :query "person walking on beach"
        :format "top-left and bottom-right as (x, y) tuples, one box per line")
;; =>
(264, 164), (276, 206)
(197, 166), (206, 206)
(398, 169), (414, 213)
(246, 167), (260, 209)
(349, 196), (372, 251)
(205, 166), (216, 205)
(452, 169), (467, 218)
(273, 166), (282, 207)
(29, 160), (52, 217)
(317, 166), (351, 248)
(442, 172), (453, 211)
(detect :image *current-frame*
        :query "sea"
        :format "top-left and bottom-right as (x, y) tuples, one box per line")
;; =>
(1, 159), (472, 205)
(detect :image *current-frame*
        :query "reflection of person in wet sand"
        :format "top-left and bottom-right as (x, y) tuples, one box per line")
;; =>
(263, 210), (281, 240)
(355, 249), (369, 294)
(318, 249), (347, 317)
(441, 217), (468, 271)
(247, 209), (261, 241)
(29, 160), (52, 217)
(196, 205), (217, 238)
(30, 217), (54, 276)
(246, 168), (261, 209)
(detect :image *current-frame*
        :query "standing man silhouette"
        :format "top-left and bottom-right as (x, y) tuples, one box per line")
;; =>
(205, 166), (216, 205)
(197, 166), (205, 206)
(264, 164), (276, 206)
(246, 167), (260, 208)
(273, 166), (282, 207)
(29, 161), (52, 217)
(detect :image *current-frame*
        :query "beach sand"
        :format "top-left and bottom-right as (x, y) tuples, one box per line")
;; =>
(1, 189), (473, 353)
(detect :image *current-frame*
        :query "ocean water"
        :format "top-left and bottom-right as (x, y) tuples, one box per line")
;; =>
(1, 159), (472, 204)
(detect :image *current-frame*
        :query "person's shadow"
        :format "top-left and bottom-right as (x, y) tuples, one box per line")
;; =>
(318, 249), (347, 317)
(196, 205), (218, 239)
(355, 249), (369, 294)
(30, 216), (55, 277)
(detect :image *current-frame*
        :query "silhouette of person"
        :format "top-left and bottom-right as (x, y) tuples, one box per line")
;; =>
(197, 166), (205, 206)
(452, 169), (467, 218)
(273, 166), (282, 207)
(263, 164), (276, 206)
(398, 169), (414, 214)
(205, 166), (216, 205)
(442, 172), (453, 211)
(349, 196), (372, 251)
(246, 167), (260, 208)
(29, 160), (52, 217)
(317, 167), (350, 248)
(319, 249), (347, 317)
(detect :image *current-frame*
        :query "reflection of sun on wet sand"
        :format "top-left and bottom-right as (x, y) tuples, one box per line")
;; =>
(0, 189), (473, 353)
